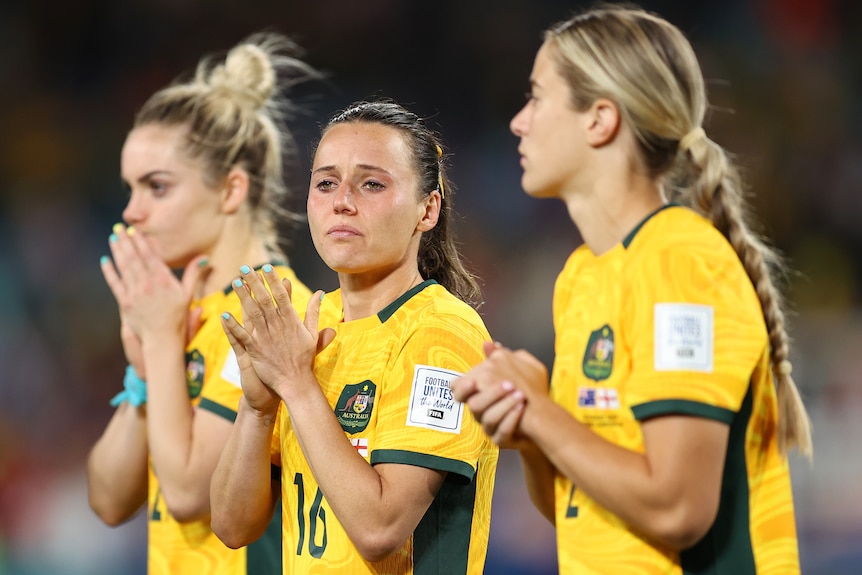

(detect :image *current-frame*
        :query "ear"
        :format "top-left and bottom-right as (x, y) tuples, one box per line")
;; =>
(221, 167), (250, 215)
(416, 190), (441, 233)
(584, 98), (620, 148)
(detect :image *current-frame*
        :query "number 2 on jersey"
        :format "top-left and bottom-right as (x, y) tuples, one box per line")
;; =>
(293, 472), (328, 558)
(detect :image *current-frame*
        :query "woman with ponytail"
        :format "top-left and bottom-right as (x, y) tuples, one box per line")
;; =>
(452, 5), (810, 574)
(87, 33), (317, 574)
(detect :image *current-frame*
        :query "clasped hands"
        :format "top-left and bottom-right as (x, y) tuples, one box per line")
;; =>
(221, 265), (333, 413)
(450, 342), (549, 449)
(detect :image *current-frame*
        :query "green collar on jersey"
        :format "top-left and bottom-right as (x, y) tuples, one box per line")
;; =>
(622, 202), (682, 249)
(377, 279), (438, 323)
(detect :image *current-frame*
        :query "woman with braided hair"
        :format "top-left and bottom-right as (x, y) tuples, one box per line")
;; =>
(87, 33), (317, 574)
(452, 4), (811, 574)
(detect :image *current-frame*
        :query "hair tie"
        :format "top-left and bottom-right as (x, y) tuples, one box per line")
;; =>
(435, 144), (445, 200)
(776, 360), (793, 376)
(678, 126), (705, 153)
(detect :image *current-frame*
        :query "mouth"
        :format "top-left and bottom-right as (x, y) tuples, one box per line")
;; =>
(326, 225), (361, 238)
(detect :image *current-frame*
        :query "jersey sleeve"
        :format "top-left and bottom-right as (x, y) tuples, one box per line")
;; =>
(369, 313), (490, 482)
(195, 323), (244, 422)
(625, 244), (769, 423)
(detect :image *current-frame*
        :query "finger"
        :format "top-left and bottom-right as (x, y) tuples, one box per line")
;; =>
(474, 386), (525, 437)
(99, 254), (126, 303)
(240, 265), (279, 318)
(317, 327), (336, 354)
(231, 276), (267, 332)
(450, 376), (479, 403)
(221, 312), (253, 350)
(303, 290), (324, 339)
(110, 224), (146, 284)
(187, 306), (203, 340)
(482, 340), (505, 358)
(181, 255), (209, 299)
(262, 264), (293, 315)
(465, 380), (518, 416)
(491, 400), (526, 445)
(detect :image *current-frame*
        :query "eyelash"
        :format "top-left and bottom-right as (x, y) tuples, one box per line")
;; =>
(314, 179), (385, 192)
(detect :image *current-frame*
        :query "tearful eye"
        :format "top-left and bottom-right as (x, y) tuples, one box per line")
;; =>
(363, 180), (384, 191)
(316, 179), (335, 191)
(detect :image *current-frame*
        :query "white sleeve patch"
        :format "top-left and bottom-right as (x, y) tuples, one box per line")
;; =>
(405, 365), (464, 434)
(654, 303), (713, 372)
(220, 348), (243, 388)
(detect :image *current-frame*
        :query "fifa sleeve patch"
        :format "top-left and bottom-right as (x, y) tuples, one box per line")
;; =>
(220, 348), (243, 389)
(654, 303), (713, 372)
(405, 365), (464, 434)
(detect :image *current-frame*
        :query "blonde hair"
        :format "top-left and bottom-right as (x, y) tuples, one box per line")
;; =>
(546, 4), (812, 456)
(133, 32), (318, 258)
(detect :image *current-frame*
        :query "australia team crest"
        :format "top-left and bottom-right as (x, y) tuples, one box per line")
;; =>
(185, 349), (205, 398)
(582, 325), (614, 381)
(335, 380), (377, 433)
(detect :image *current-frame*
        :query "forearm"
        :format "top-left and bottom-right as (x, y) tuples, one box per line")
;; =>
(211, 398), (279, 548)
(281, 376), (429, 559)
(518, 443), (557, 523)
(520, 397), (671, 538)
(141, 336), (200, 508)
(87, 403), (148, 525)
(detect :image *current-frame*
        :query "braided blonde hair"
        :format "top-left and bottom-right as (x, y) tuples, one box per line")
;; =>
(546, 4), (812, 456)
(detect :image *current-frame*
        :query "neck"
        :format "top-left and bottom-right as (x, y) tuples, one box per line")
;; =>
(562, 157), (665, 256)
(338, 265), (425, 322)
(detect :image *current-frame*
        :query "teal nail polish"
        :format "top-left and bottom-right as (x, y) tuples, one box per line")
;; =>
(319, 291), (325, 301)
(262, 264), (273, 273)
(233, 279), (243, 289)
(221, 312), (230, 320)
(100, 255), (109, 265)
(198, 258), (209, 268)
(109, 233), (118, 243)
(240, 265), (251, 274)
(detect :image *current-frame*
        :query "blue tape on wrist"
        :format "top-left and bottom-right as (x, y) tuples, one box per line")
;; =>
(109, 365), (148, 407)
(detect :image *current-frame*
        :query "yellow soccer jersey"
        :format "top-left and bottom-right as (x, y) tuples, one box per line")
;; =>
(147, 264), (311, 575)
(271, 280), (498, 575)
(550, 205), (799, 575)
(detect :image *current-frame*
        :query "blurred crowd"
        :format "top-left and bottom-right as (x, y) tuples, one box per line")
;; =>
(1, 1), (861, 573)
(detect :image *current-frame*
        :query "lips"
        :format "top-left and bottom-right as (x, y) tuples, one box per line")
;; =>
(326, 224), (361, 237)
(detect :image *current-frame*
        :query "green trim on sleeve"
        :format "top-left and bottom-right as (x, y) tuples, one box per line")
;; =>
(370, 449), (475, 481)
(681, 384), (756, 573)
(631, 399), (735, 424)
(197, 398), (238, 422)
(247, 497), (283, 574)
(414, 469), (479, 575)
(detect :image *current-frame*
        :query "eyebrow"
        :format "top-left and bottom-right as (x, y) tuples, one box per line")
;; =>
(137, 170), (172, 184)
(311, 164), (393, 176)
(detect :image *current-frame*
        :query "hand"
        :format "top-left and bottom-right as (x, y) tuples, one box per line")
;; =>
(220, 265), (334, 406)
(451, 341), (549, 449)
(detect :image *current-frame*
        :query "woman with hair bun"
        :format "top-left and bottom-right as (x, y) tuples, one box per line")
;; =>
(86, 33), (317, 575)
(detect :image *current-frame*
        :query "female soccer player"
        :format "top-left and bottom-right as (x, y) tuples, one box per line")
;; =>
(452, 5), (812, 574)
(86, 33), (316, 574)
(210, 100), (499, 574)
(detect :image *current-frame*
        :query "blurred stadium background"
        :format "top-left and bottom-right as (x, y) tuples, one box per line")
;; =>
(1, 1), (860, 573)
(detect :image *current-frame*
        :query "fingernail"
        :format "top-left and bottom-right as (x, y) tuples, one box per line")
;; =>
(126, 226), (136, 236)
(100, 255), (109, 265)
(262, 264), (273, 273)
(112, 223), (124, 234)
(319, 291), (325, 301)
(501, 380), (514, 391)
(233, 279), (243, 289)
(240, 265), (251, 275)
(198, 258), (209, 268)
(109, 233), (118, 243)
(221, 312), (230, 320)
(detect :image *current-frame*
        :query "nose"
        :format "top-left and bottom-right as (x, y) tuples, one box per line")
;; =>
(332, 183), (356, 214)
(122, 190), (147, 226)
(510, 103), (529, 137)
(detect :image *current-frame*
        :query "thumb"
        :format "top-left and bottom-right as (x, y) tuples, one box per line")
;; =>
(317, 327), (336, 354)
(181, 256), (210, 297)
(483, 340), (504, 358)
(303, 290), (324, 337)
